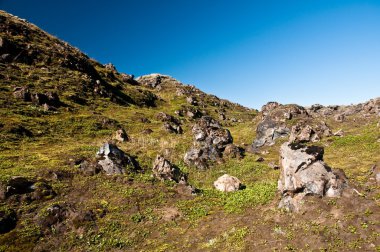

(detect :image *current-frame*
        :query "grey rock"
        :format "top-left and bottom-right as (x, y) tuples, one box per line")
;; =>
(253, 117), (290, 148)
(104, 63), (116, 71)
(96, 143), (139, 175)
(278, 142), (348, 211)
(186, 96), (197, 105)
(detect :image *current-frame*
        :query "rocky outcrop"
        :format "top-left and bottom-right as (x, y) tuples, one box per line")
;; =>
(278, 142), (348, 212)
(96, 143), (139, 175)
(137, 74), (162, 89)
(152, 155), (187, 183)
(213, 174), (242, 192)
(184, 116), (233, 169)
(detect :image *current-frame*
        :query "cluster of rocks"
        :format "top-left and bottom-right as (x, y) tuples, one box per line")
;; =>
(289, 121), (332, 143)
(175, 106), (203, 119)
(278, 142), (348, 212)
(307, 97), (380, 118)
(156, 112), (183, 134)
(13, 87), (62, 111)
(136, 74), (182, 91)
(184, 116), (240, 169)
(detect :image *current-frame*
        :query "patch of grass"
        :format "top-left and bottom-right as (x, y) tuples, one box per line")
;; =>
(223, 182), (277, 213)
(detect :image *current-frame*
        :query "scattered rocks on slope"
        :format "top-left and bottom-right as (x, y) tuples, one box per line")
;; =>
(278, 142), (348, 212)
(152, 155), (187, 183)
(184, 116), (233, 169)
(213, 174), (242, 192)
(96, 143), (139, 175)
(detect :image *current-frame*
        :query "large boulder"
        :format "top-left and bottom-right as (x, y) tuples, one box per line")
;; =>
(96, 143), (139, 175)
(184, 116), (233, 169)
(152, 155), (187, 183)
(278, 142), (348, 212)
(213, 174), (242, 192)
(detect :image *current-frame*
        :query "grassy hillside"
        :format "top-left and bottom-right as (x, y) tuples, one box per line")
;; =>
(0, 10), (379, 251)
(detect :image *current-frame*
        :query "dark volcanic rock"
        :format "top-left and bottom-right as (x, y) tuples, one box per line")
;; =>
(253, 117), (290, 148)
(163, 122), (183, 134)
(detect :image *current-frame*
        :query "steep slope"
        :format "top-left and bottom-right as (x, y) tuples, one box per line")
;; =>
(0, 10), (379, 252)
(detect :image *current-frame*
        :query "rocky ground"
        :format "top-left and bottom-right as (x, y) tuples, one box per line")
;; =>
(0, 10), (379, 251)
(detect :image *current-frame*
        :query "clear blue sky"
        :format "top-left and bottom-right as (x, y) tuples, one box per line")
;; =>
(1, 0), (379, 109)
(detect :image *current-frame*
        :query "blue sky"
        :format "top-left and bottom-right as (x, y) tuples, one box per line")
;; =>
(1, 0), (379, 109)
